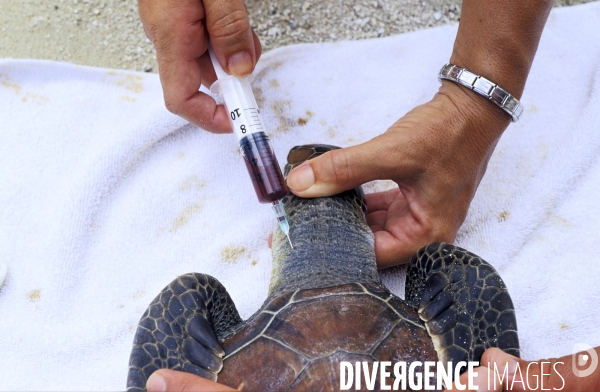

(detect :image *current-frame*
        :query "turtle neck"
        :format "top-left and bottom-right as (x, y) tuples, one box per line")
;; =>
(267, 190), (382, 301)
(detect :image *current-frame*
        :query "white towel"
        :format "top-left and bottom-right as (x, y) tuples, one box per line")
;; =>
(1, 2), (599, 389)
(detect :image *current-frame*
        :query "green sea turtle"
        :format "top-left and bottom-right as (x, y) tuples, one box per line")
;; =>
(127, 144), (519, 391)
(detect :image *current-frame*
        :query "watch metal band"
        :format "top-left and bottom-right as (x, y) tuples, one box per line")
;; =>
(438, 63), (523, 122)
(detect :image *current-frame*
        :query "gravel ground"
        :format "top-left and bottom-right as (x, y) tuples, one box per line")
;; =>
(0, 0), (596, 73)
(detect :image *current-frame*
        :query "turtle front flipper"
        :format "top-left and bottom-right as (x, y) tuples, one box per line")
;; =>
(405, 242), (519, 378)
(127, 273), (242, 392)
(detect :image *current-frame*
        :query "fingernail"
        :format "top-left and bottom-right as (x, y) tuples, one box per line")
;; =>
(146, 372), (166, 392)
(503, 354), (520, 377)
(492, 354), (521, 387)
(489, 351), (519, 376)
(287, 164), (315, 192)
(470, 367), (490, 389)
(227, 51), (253, 76)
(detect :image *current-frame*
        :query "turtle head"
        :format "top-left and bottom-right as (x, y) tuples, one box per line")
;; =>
(282, 144), (367, 215)
(268, 144), (380, 299)
(283, 144), (367, 221)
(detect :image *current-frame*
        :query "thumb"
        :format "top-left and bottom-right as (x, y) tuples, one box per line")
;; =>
(482, 347), (557, 392)
(287, 140), (393, 198)
(204, 0), (259, 77)
(446, 366), (503, 392)
(147, 369), (236, 392)
(483, 346), (600, 392)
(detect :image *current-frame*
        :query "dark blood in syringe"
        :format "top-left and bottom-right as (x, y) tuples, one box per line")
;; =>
(240, 133), (288, 203)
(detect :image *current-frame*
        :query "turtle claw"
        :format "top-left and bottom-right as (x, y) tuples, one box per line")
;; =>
(184, 337), (223, 374)
(424, 304), (458, 335)
(126, 273), (241, 391)
(419, 285), (454, 322)
(418, 272), (449, 308)
(405, 242), (520, 381)
(186, 316), (225, 358)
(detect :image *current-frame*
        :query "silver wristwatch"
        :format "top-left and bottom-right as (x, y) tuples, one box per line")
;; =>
(438, 63), (523, 122)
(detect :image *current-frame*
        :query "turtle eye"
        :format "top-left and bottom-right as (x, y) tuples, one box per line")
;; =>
(287, 144), (341, 165)
(284, 144), (342, 179)
(287, 146), (315, 166)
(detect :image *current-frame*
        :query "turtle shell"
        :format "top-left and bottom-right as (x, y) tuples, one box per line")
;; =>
(217, 282), (438, 391)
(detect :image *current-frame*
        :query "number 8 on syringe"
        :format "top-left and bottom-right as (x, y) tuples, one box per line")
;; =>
(230, 108), (248, 134)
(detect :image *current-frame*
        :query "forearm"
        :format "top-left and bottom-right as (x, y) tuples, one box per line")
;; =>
(452, 0), (554, 98)
(435, 0), (554, 167)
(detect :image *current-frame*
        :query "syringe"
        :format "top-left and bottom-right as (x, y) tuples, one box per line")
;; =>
(208, 48), (293, 248)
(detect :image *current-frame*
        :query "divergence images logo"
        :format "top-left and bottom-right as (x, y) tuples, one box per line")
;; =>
(572, 343), (598, 378)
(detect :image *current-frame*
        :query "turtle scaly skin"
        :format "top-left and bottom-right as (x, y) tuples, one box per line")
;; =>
(127, 144), (519, 391)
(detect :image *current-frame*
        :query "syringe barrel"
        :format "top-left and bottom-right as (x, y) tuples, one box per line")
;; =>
(210, 72), (288, 204)
(239, 132), (288, 203)
(211, 76), (262, 141)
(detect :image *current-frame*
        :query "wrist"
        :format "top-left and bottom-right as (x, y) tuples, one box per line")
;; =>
(434, 80), (510, 162)
(449, 46), (529, 102)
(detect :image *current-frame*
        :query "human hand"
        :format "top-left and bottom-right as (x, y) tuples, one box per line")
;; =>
(145, 346), (600, 391)
(445, 356), (503, 392)
(147, 369), (236, 392)
(287, 82), (510, 268)
(447, 346), (600, 391)
(138, 0), (262, 132)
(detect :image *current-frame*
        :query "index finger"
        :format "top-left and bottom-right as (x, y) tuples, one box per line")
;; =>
(149, 0), (231, 132)
(365, 188), (401, 213)
(445, 366), (502, 392)
(147, 369), (237, 392)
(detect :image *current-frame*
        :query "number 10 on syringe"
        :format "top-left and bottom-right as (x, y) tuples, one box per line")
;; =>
(209, 48), (293, 248)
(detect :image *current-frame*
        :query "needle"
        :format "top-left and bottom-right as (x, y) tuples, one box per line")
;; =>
(272, 200), (293, 249)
